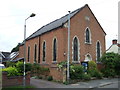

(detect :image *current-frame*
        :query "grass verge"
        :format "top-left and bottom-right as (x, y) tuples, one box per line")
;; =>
(2, 85), (35, 90)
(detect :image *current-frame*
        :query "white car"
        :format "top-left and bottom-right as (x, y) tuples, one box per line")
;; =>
(0, 64), (5, 69)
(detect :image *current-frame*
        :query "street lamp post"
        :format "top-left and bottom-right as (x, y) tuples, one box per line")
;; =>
(23, 13), (36, 86)
(67, 11), (70, 82)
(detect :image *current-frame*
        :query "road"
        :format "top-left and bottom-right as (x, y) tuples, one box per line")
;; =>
(30, 78), (119, 89)
(99, 81), (119, 88)
(99, 82), (118, 88)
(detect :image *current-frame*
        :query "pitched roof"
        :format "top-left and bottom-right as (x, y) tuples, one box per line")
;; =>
(9, 52), (19, 60)
(26, 4), (106, 41)
(0, 52), (11, 62)
(1, 52), (10, 58)
(26, 4), (87, 40)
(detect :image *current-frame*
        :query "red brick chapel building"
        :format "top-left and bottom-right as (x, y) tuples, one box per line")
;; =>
(18, 4), (106, 81)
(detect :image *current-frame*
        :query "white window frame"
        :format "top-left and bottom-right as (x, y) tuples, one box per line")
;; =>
(96, 40), (102, 62)
(42, 40), (46, 63)
(52, 37), (58, 63)
(72, 36), (80, 63)
(85, 27), (92, 44)
(27, 45), (30, 63)
(34, 44), (37, 63)
(84, 53), (92, 62)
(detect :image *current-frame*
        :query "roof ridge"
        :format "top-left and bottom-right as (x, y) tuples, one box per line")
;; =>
(26, 4), (87, 40)
(39, 4), (87, 28)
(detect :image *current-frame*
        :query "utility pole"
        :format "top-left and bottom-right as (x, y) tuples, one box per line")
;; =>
(67, 11), (71, 82)
(118, 2), (120, 54)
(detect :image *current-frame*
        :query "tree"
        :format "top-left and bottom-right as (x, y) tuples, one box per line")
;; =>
(99, 52), (120, 77)
(11, 43), (20, 52)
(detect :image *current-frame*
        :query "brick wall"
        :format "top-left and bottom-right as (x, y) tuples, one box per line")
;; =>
(69, 5), (106, 62)
(19, 45), (24, 58)
(2, 71), (30, 87)
(26, 37), (39, 64)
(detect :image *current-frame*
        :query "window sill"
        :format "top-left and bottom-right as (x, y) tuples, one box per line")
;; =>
(52, 61), (57, 64)
(40, 63), (49, 66)
(72, 61), (80, 64)
(85, 42), (92, 45)
(33, 62), (37, 63)
(42, 61), (46, 64)
(96, 61), (102, 64)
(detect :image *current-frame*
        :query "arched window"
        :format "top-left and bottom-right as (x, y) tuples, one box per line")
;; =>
(53, 38), (57, 62)
(34, 44), (37, 63)
(96, 41), (101, 61)
(27, 46), (30, 62)
(73, 37), (79, 61)
(85, 28), (91, 43)
(42, 41), (46, 62)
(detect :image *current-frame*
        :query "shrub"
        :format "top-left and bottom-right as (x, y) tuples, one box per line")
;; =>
(63, 81), (69, 85)
(57, 61), (67, 69)
(99, 52), (120, 77)
(114, 54), (120, 76)
(2, 67), (20, 76)
(16, 61), (24, 73)
(25, 63), (32, 72)
(101, 68), (116, 77)
(31, 63), (41, 73)
(16, 61), (32, 74)
(82, 74), (91, 80)
(38, 76), (43, 79)
(40, 67), (49, 73)
(6, 61), (16, 67)
(94, 70), (103, 79)
(87, 60), (103, 79)
(31, 63), (49, 78)
(70, 65), (84, 79)
(88, 61), (97, 76)
(47, 76), (53, 81)
(88, 61), (97, 70)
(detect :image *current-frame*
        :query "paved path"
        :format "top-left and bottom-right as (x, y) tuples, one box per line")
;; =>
(30, 78), (119, 88)
(30, 78), (67, 88)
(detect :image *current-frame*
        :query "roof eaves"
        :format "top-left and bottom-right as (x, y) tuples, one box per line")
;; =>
(26, 25), (63, 41)
(0, 52), (5, 58)
(106, 44), (113, 52)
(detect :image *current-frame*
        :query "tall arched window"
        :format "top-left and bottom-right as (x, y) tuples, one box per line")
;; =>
(85, 28), (91, 43)
(73, 37), (79, 61)
(27, 46), (30, 62)
(34, 44), (37, 63)
(53, 38), (57, 62)
(42, 41), (46, 62)
(96, 41), (101, 61)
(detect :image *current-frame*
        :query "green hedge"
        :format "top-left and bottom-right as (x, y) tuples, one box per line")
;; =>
(2, 67), (20, 76)
(3, 61), (32, 77)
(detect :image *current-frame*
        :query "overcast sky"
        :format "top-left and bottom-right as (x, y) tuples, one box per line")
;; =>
(0, 0), (119, 52)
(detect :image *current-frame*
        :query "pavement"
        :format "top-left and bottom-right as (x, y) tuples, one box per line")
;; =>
(30, 77), (119, 88)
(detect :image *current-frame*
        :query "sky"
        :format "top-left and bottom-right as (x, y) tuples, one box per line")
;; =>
(0, 0), (119, 52)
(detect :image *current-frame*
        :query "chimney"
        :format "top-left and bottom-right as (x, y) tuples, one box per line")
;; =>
(118, 44), (120, 47)
(112, 39), (117, 44)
